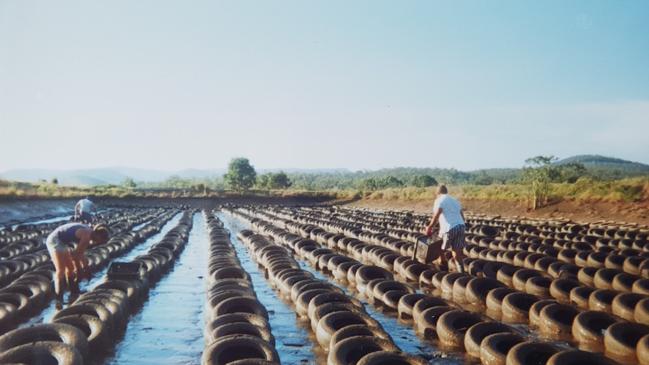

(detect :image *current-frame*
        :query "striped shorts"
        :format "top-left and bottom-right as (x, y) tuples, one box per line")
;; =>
(442, 224), (466, 250)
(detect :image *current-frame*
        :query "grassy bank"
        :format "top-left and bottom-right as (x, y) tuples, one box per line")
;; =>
(355, 177), (649, 206)
(3, 177), (648, 206)
(0, 180), (341, 201)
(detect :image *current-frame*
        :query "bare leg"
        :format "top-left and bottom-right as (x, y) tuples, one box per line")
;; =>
(51, 250), (67, 298)
(452, 247), (466, 273)
(59, 250), (78, 295)
(77, 254), (88, 281)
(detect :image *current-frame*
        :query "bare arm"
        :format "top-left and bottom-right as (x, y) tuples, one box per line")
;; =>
(427, 208), (442, 230)
(75, 229), (92, 255)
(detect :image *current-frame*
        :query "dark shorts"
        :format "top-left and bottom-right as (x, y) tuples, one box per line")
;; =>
(442, 224), (466, 250)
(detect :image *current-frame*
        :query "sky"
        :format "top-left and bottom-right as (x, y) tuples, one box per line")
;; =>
(0, 0), (648, 172)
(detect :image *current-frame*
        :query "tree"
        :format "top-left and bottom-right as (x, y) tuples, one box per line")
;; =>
(256, 172), (292, 190)
(379, 176), (404, 188)
(359, 178), (379, 191)
(472, 171), (493, 186)
(558, 162), (587, 183)
(122, 177), (137, 189)
(51, 177), (59, 185)
(522, 156), (559, 210)
(224, 157), (257, 191)
(268, 171), (292, 189)
(412, 175), (438, 187)
(256, 174), (271, 189)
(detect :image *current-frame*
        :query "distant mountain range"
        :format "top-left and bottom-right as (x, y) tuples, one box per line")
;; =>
(555, 155), (649, 174)
(0, 167), (222, 186)
(0, 167), (348, 186)
(1, 155), (647, 186)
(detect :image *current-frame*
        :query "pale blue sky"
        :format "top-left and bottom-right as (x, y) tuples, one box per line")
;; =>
(1, 1), (648, 171)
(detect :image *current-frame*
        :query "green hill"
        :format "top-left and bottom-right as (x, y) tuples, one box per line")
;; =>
(556, 155), (649, 178)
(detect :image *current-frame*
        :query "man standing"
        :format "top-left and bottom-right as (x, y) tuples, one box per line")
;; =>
(425, 185), (467, 273)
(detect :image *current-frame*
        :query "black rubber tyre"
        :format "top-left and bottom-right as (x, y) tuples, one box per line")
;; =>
(356, 351), (427, 365)
(436, 310), (482, 349)
(466, 278), (505, 306)
(501, 292), (538, 324)
(209, 322), (274, 346)
(549, 278), (580, 304)
(315, 311), (380, 349)
(329, 325), (391, 350)
(327, 336), (398, 365)
(415, 306), (454, 339)
(604, 322), (649, 365)
(612, 292), (647, 321)
(529, 299), (558, 328)
(480, 332), (524, 365)
(212, 297), (269, 320)
(637, 334), (649, 365)
(0, 323), (88, 360)
(201, 334), (280, 365)
(539, 303), (580, 340)
(546, 349), (618, 365)
(588, 289), (619, 313)
(571, 310), (619, 352)
(463, 321), (513, 359)
(397, 293), (427, 321)
(505, 341), (558, 365)
(0, 341), (83, 365)
(570, 286), (596, 309)
(411, 296), (449, 325)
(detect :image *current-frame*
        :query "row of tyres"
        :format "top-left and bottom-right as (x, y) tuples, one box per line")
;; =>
(231, 209), (426, 365)
(0, 210), (194, 365)
(0, 209), (168, 335)
(258, 206), (649, 281)
(461, 249), (649, 323)
(0, 209), (159, 287)
(251, 207), (649, 311)
(232, 207), (620, 365)
(273, 206), (649, 266)
(319, 206), (648, 248)
(201, 212), (280, 365)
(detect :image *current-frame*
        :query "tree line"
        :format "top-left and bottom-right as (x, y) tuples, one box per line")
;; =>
(123, 156), (642, 197)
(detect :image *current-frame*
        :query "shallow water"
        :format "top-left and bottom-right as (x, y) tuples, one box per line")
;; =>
(218, 212), (319, 365)
(105, 212), (206, 365)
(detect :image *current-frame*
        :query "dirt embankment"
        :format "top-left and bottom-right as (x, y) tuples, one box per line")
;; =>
(347, 198), (649, 226)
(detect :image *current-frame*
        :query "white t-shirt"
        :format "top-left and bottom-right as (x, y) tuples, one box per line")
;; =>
(433, 194), (465, 236)
(76, 198), (95, 214)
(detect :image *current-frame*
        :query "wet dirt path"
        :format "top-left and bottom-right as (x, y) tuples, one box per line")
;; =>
(105, 212), (207, 365)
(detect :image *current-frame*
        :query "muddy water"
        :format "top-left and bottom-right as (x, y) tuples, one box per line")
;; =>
(218, 212), (319, 365)
(105, 213), (207, 365)
(23, 213), (183, 327)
